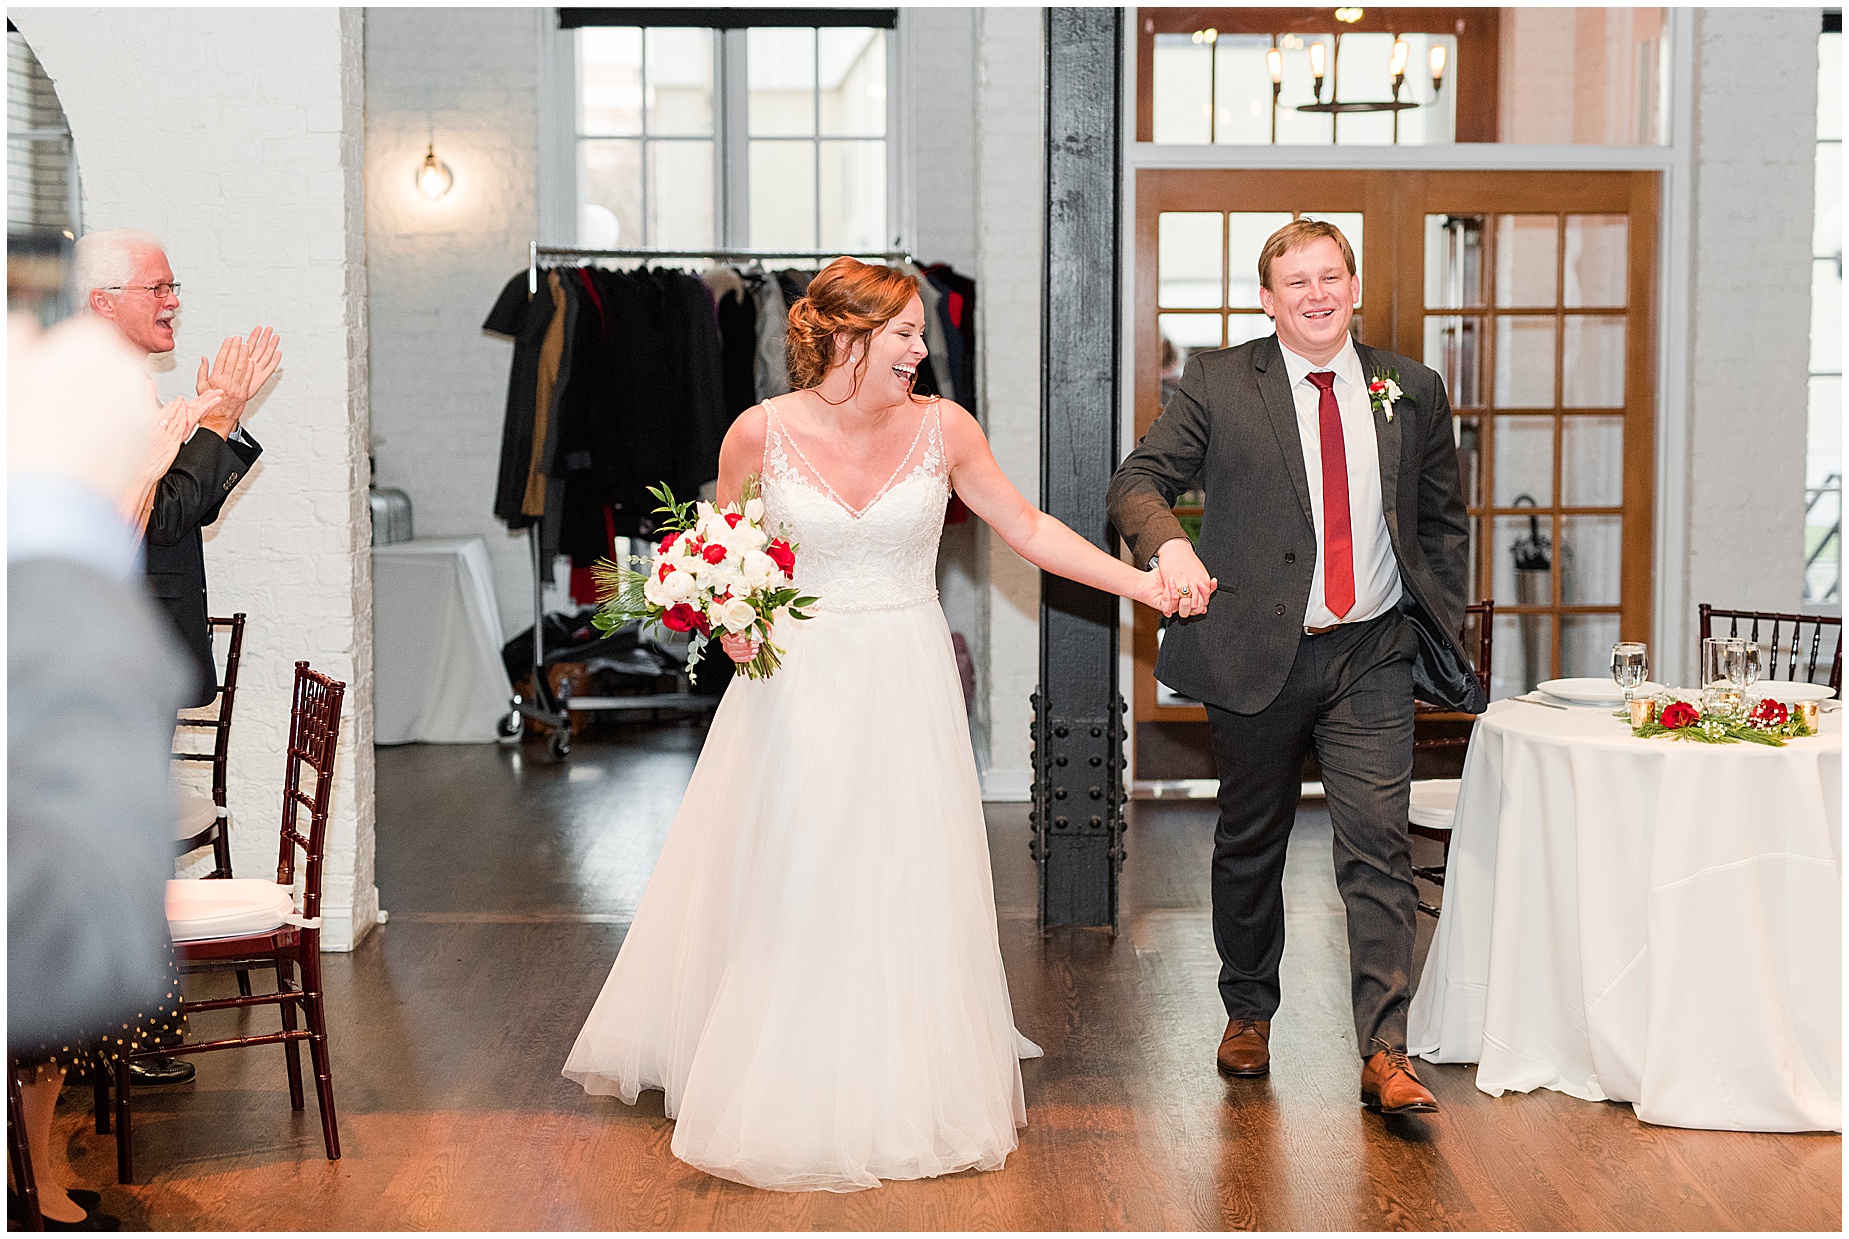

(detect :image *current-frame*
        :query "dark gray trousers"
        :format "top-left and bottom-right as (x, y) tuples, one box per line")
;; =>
(1202, 610), (1418, 1056)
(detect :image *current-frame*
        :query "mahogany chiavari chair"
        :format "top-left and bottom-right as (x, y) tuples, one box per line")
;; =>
(172, 614), (248, 879)
(113, 662), (346, 1184)
(1410, 600), (1495, 918)
(1698, 604), (1842, 694)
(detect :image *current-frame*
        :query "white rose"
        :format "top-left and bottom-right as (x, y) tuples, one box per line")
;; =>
(741, 549), (780, 589)
(716, 596), (758, 633)
(743, 496), (766, 523)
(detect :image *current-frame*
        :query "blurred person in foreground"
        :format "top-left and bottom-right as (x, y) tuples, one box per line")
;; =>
(7, 312), (219, 1228)
(75, 228), (280, 709)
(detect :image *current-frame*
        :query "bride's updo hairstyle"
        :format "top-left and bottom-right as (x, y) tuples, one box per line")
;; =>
(785, 257), (919, 392)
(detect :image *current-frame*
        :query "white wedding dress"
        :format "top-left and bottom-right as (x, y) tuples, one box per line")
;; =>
(563, 395), (1041, 1193)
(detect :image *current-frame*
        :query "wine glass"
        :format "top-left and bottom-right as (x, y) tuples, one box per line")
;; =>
(1610, 641), (1649, 704)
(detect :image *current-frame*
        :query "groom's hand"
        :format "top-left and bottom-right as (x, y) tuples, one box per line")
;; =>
(1156, 538), (1217, 618)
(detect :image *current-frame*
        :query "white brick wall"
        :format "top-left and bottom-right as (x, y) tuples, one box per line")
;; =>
(1681, 8), (1816, 641)
(364, 8), (542, 637)
(13, 7), (378, 950)
(973, 8), (1044, 800)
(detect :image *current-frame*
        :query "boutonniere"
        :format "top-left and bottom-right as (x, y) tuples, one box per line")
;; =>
(1367, 369), (1406, 422)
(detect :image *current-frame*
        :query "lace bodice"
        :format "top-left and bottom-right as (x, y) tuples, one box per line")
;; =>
(761, 395), (949, 613)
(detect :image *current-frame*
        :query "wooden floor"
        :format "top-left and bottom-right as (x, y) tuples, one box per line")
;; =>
(57, 723), (1840, 1230)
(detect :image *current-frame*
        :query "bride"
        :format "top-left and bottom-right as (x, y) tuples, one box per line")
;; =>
(563, 257), (1177, 1192)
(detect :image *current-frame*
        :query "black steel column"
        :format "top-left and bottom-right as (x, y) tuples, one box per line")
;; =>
(1031, 7), (1125, 931)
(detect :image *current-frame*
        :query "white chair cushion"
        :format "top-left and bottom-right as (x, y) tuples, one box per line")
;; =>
(1408, 778), (1461, 830)
(174, 789), (222, 841)
(166, 878), (293, 942)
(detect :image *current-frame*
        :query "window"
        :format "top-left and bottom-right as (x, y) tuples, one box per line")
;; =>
(7, 29), (79, 238)
(1806, 16), (1841, 606)
(568, 16), (892, 252)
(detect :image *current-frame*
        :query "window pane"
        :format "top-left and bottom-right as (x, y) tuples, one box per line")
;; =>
(1229, 212), (1295, 307)
(1494, 512), (1555, 610)
(820, 140), (885, 252)
(579, 27), (643, 136)
(1159, 212), (1223, 308)
(819, 28), (885, 136)
(1495, 214), (1558, 308)
(1457, 415), (1483, 507)
(1560, 513), (1622, 605)
(1810, 374), (1842, 489)
(1392, 34), (1458, 146)
(1152, 35), (1213, 144)
(1563, 215), (1628, 307)
(650, 140), (713, 248)
(1212, 36), (1274, 145)
(1814, 257), (1844, 376)
(1560, 613), (1621, 679)
(1815, 141), (1841, 258)
(1561, 415), (1625, 507)
(749, 140), (815, 250)
(579, 139), (642, 247)
(1274, 36), (1334, 145)
(749, 27), (815, 137)
(1493, 415), (1553, 507)
(1331, 33), (1396, 146)
(1562, 316), (1625, 407)
(1159, 312), (1223, 351)
(1492, 611), (1552, 697)
(1819, 31), (1841, 141)
(1495, 316), (1556, 408)
(1226, 313), (1273, 346)
(646, 28), (712, 136)
(1426, 214), (1487, 309)
(1425, 315), (1484, 407)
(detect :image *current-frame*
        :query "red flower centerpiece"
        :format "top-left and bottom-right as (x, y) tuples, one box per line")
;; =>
(1658, 700), (1700, 730)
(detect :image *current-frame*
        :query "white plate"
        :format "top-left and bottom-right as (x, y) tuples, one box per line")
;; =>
(1536, 677), (1667, 706)
(1756, 681), (1837, 702)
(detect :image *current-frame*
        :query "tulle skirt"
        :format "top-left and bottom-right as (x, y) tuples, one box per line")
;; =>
(562, 600), (1040, 1193)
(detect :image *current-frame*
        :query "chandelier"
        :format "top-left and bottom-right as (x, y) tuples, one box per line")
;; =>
(1266, 32), (1447, 118)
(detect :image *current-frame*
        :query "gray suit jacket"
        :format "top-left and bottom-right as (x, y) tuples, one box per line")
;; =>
(1106, 334), (1481, 716)
(8, 558), (191, 1047)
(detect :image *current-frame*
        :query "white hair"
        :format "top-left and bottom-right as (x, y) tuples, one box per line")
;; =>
(73, 228), (167, 297)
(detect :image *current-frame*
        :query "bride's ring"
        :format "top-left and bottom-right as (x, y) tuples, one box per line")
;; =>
(1178, 585), (1192, 597)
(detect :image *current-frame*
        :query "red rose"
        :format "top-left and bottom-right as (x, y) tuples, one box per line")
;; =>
(1659, 701), (1699, 729)
(657, 560), (675, 582)
(702, 543), (728, 565)
(683, 536), (703, 557)
(661, 602), (709, 636)
(658, 531), (680, 554)
(724, 511), (744, 528)
(766, 538), (796, 578)
(1369, 379), (1386, 393)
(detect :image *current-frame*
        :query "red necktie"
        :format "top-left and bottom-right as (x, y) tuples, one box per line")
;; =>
(1307, 372), (1354, 619)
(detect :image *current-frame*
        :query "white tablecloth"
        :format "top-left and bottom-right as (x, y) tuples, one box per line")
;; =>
(371, 538), (513, 744)
(1408, 697), (1842, 1132)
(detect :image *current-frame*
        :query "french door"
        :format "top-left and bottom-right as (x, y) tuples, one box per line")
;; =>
(1133, 169), (1658, 744)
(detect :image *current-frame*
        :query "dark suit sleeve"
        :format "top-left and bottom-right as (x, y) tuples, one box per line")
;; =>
(145, 428), (261, 548)
(1106, 356), (1212, 567)
(1414, 372), (1470, 635)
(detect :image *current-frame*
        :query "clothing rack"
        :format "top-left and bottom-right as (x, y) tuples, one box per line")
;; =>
(508, 242), (914, 758)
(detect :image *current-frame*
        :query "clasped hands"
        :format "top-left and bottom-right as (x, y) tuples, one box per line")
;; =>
(1147, 537), (1218, 619)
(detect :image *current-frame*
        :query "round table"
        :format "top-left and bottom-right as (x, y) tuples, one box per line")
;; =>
(1407, 695), (1841, 1132)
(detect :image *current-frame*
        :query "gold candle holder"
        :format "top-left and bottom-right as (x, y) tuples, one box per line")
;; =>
(1627, 696), (1658, 728)
(1796, 699), (1821, 733)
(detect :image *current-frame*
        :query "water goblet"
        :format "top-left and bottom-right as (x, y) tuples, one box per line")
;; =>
(1610, 642), (1648, 704)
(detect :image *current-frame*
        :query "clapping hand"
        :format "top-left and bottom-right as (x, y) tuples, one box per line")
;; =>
(125, 387), (225, 533)
(194, 326), (281, 436)
(1156, 537), (1218, 619)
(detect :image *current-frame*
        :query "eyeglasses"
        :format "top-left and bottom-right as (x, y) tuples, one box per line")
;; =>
(102, 282), (181, 298)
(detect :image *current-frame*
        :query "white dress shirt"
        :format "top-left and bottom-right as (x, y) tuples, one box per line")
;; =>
(1279, 337), (1402, 628)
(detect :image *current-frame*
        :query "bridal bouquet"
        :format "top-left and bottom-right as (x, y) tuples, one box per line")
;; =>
(591, 481), (817, 681)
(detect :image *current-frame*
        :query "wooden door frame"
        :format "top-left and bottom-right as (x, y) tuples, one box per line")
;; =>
(1130, 167), (1659, 754)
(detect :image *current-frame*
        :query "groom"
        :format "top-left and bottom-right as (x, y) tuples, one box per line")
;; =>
(1107, 219), (1480, 1116)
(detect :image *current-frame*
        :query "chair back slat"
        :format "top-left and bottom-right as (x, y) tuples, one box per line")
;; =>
(274, 662), (346, 923)
(1699, 603), (1842, 692)
(171, 614), (247, 811)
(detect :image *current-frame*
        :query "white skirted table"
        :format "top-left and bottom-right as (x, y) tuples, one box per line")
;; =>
(371, 537), (513, 744)
(1408, 696), (1841, 1132)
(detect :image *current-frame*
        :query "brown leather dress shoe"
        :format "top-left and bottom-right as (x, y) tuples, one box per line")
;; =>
(1360, 1041), (1439, 1114)
(1216, 1018), (1271, 1077)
